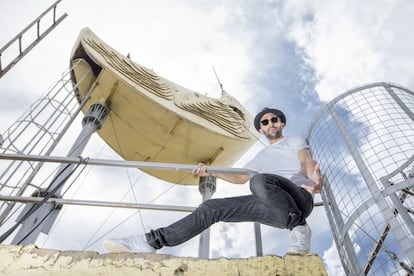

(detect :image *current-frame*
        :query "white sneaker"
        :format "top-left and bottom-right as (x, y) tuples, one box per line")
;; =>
(288, 224), (311, 254)
(103, 234), (156, 253)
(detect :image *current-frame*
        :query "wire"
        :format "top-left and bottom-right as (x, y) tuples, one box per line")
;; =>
(81, 108), (201, 249)
(82, 168), (145, 249)
(0, 158), (84, 244)
(41, 147), (106, 247)
(0, 162), (62, 227)
(79, 98), (267, 249)
(81, 179), (179, 250)
(19, 159), (88, 245)
(81, 111), (185, 249)
(14, 205), (55, 245)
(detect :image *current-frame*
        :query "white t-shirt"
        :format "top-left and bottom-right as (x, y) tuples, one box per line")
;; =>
(244, 136), (313, 187)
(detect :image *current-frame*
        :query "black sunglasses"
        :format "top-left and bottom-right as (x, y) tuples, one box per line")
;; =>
(260, 117), (280, 126)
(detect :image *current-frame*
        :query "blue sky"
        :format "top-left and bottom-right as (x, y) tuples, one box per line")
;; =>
(1, 1), (414, 275)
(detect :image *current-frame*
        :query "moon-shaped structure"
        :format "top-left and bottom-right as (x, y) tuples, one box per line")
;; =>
(70, 28), (258, 185)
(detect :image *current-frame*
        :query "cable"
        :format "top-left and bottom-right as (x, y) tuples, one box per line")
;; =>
(14, 205), (55, 245)
(82, 168), (145, 249)
(0, 158), (84, 243)
(17, 159), (88, 245)
(0, 163), (62, 227)
(41, 148), (105, 247)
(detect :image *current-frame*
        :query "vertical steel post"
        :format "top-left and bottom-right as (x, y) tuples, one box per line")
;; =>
(198, 175), (216, 259)
(254, 222), (263, 256)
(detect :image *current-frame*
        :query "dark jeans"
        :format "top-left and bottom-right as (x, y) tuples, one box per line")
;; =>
(146, 173), (314, 249)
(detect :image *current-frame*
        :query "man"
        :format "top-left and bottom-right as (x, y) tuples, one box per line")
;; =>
(103, 107), (322, 254)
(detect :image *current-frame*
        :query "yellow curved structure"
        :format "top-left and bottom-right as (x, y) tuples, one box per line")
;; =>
(70, 28), (258, 185)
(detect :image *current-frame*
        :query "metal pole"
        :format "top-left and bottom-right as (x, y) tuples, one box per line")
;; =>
(10, 102), (109, 245)
(198, 176), (216, 259)
(0, 195), (195, 213)
(0, 153), (254, 176)
(254, 222), (263, 256)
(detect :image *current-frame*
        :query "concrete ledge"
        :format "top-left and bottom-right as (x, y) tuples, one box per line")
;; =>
(0, 244), (327, 275)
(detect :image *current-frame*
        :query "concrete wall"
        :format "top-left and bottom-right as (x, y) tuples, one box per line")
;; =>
(0, 244), (327, 275)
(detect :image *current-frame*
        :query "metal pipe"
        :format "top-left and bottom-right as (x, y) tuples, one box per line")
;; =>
(198, 176), (216, 259)
(0, 195), (195, 213)
(0, 153), (255, 176)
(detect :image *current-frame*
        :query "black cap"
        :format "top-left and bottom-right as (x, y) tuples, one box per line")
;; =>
(254, 107), (286, 131)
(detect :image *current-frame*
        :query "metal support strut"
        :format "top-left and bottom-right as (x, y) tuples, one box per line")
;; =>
(10, 102), (108, 245)
(198, 175), (216, 259)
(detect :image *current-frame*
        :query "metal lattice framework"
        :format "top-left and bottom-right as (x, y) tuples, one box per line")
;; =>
(308, 82), (414, 275)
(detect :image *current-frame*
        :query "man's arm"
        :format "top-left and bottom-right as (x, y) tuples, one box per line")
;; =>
(298, 148), (323, 194)
(192, 163), (250, 184)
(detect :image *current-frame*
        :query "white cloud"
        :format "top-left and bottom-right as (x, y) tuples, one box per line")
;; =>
(283, 0), (414, 101)
(211, 222), (257, 258)
(60, 0), (252, 101)
(323, 241), (346, 276)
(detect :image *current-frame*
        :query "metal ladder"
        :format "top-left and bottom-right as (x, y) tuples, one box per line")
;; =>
(0, 0), (67, 78)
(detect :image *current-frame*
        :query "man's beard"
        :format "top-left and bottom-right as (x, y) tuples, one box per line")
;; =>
(264, 128), (283, 140)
